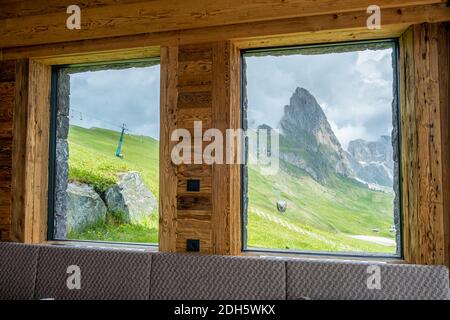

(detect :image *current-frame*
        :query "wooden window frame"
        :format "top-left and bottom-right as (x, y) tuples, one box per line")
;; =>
(46, 58), (161, 245)
(11, 48), (160, 244)
(240, 39), (403, 259)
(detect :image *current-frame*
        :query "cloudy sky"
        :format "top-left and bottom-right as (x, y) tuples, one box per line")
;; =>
(245, 47), (394, 149)
(69, 47), (394, 150)
(70, 64), (160, 140)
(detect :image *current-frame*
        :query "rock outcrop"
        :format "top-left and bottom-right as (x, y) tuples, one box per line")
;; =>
(279, 87), (354, 182)
(66, 182), (107, 233)
(103, 172), (157, 224)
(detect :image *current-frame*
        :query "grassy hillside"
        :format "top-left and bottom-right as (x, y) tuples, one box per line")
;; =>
(247, 161), (396, 253)
(67, 125), (159, 243)
(67, 125), (396, 253)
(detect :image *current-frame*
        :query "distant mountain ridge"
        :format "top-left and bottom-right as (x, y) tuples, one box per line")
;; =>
(277, 87), (393, 187)
(347, 136), (393, 187)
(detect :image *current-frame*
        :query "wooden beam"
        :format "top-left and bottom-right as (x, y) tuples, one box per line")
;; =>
(2, 4), (450, 61)
(11, 59), (51, 243)
(437, 23), (450, 267)
(400, 23), (450, 266)
(10, 60), (28, 243)
(1, 0), (443, 20)
(0, 0), (446, 48)
(0, 0), (143, 19)
(211, 41), (241, 255)
(34, 46), (160, 66)
(158, 46), (179, 252)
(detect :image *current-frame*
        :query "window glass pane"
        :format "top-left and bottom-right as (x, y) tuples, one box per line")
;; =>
(243, 42), (400, 254)
(52, 61), (160, 244)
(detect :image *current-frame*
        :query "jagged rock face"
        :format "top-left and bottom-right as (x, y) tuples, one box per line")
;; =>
(281, 88), (341, 153)
(347, 136), (394, 187)
(279, 87), (354, 182)
(275, 86), (394, 187)
(103, 172), (157, 224)
(66, 182), (107, 233)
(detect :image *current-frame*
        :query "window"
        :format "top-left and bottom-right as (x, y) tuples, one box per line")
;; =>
(48, 59), (160, 244)
(242, 41), (401, 256)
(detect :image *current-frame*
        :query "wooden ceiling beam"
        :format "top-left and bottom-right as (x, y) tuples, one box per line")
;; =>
(0, 0), (447, 48)
(2, 4), (449, 62)
(0, 0), (143, 20)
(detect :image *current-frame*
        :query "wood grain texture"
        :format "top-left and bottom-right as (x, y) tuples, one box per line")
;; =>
(400, 28), (416, 264)
(400, 23), (450, 267)
(33, 47), (160, 66)
(158, 46), (179, 252)
(159, 41), (241, 255)
(10, 60), (27, 243)
(0, 61), (16, 82)
(0, 0), (445, 48)
(176, 218), (212, 254)
(437, 22), (450, 268)
(11, 59), (51, 243)
(211, 41), (241, 255)
(0, 60), (14, 241)
(0, 0), (144, 19)
(2, 3), (450, 61)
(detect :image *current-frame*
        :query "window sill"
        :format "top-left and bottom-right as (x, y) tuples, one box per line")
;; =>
(242, 250), (405, 264)
(44, 240), (159, 252)
(43, 242), (404, 264)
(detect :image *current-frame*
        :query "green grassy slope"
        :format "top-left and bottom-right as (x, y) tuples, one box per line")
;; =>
(67, 125), (159, 243)
(67, 125), (396, 253)
(247, 161), (396, 253)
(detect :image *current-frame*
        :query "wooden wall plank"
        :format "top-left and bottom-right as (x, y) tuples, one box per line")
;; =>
(160, 41), (241, 254)
(158, 46), (179, 252)
(176, 218), (212, 254)
(0, 60), (14, 241)
(10, 60), (27, 242)
(0, 61), (16, 82)
(1, 0), (445, 48)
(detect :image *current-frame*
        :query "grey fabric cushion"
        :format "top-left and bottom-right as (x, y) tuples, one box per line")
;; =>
(286, 259), (450, 300)
(150, 253), (286, 300)
(35, 245), (152, 300)
(0, 242), (39, 300)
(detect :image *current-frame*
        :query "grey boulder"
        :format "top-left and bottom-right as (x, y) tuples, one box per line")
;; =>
(103, 172), (157, 224)
(66, 182), (107, 233)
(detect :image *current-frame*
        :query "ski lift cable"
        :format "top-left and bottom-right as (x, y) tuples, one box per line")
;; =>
(70, 107), (144, 137)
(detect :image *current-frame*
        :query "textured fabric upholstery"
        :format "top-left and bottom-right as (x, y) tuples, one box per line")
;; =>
(150, 253), (286, 300)
(0, 243), (39, 300)
(286, 258), (450, 300)
(2, 243), (450, 300)
(35, 245), (152, 300)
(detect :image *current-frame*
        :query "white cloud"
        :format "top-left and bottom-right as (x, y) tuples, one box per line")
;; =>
(70, 65), (160, 139)
(245, 46), (395, 150)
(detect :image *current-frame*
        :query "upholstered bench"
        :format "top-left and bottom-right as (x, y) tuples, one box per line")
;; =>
(0, 243), (448, 300)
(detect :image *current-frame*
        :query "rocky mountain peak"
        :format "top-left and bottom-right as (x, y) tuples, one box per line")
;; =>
(277, 87), (393, 188)
(279, 87), (354, 182)
(281, 87), (342, 153)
